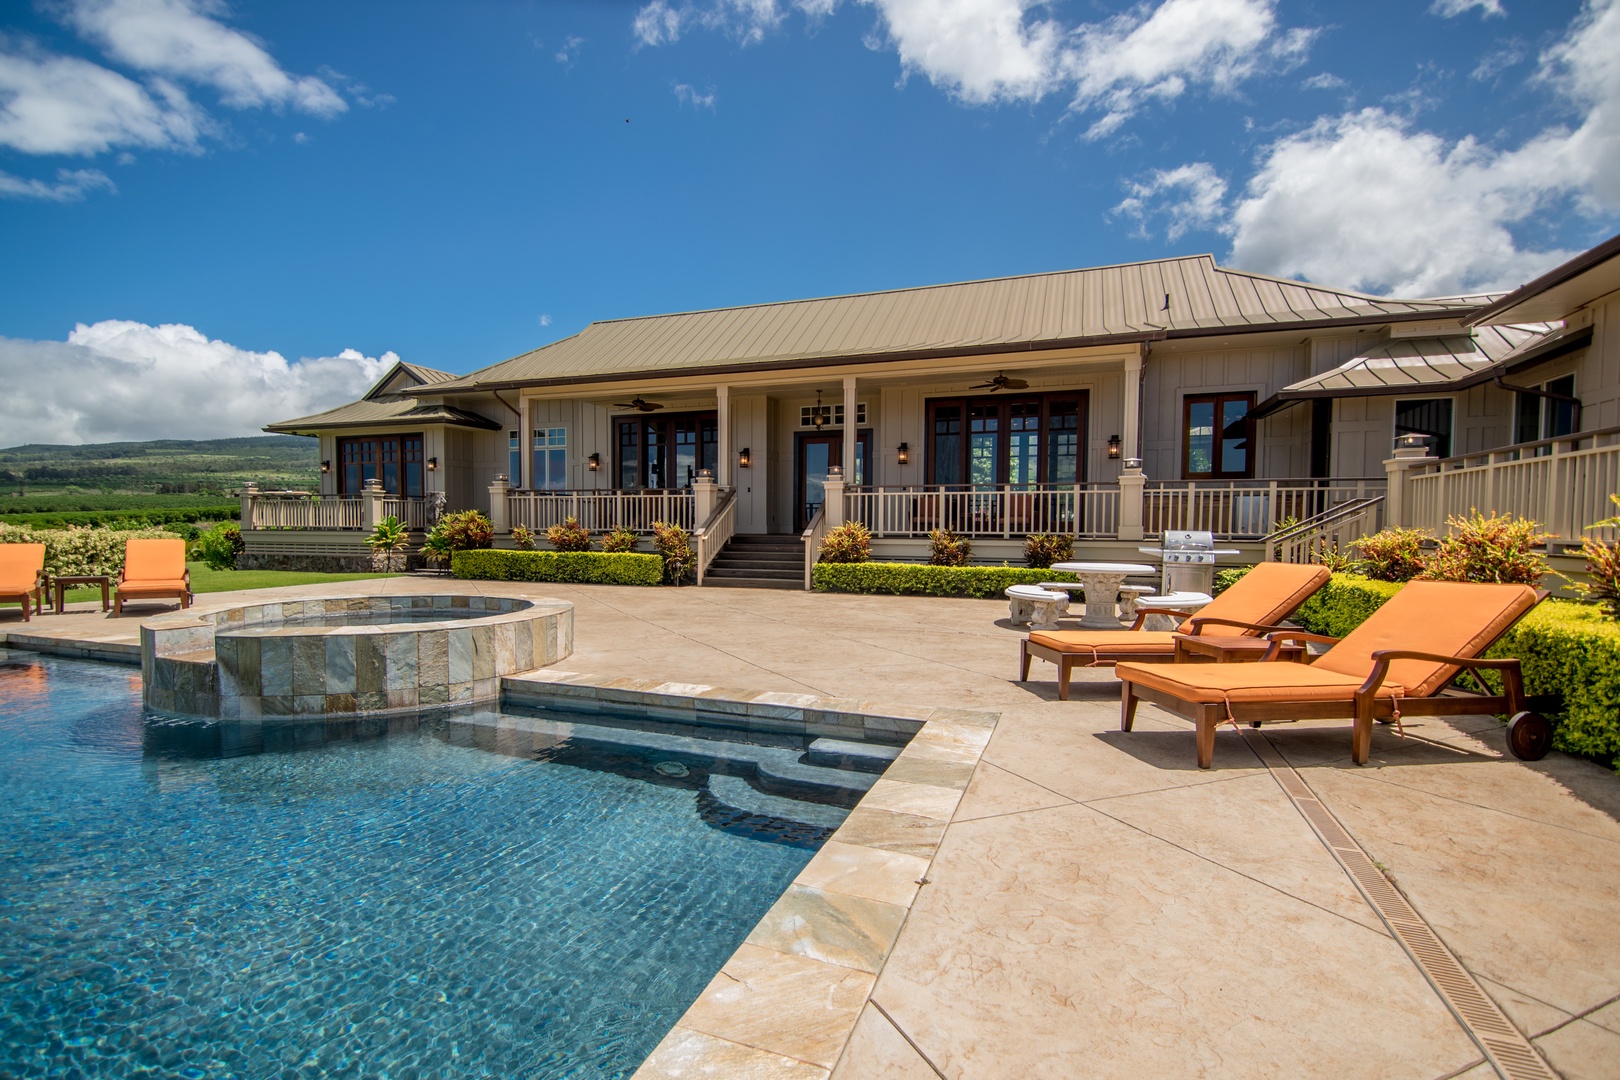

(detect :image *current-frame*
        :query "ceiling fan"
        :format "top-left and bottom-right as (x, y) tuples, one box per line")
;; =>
(969, 373), (1029, 392)
(612, 397), (664, 412)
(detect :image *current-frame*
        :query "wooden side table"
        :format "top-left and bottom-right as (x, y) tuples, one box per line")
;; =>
(1173, 633), (1307, 664)
(54, 574), (112, 614)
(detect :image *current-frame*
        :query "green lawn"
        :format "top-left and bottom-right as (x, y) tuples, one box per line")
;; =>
(60, 562), (396, 603)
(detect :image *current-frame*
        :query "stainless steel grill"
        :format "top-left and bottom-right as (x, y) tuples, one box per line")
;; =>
(1138, 530), (1238, 596)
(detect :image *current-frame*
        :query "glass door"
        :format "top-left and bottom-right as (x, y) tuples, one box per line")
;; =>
(795, 431), (870, 532)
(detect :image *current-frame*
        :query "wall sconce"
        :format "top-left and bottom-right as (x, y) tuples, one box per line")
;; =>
(588, 452), (601, 472)
(426, 456), (438, 472)
(1107, 435), (1122, 460)
(320, 459), (331, 474)
(896, 442), (909, 465)
(738, 447), (751, 468)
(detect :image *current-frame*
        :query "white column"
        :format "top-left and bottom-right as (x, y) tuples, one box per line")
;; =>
(1122, 350), (1144, 464)
(824, 470), (845, 528)
(716, 384), (732, 488)
(842, 376), (859, 483)
(692, 470), (717, 524)
(1383, 439), (1433, 528)
(487, 475), (511, 534)
(1117, 463), (1146, 542)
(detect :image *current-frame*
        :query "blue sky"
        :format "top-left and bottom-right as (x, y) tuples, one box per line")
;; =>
(2, 0), (1617, 442)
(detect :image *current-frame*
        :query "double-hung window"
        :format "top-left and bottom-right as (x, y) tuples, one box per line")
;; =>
(532, 427), (568, 490)
(508, 430), (522, 486)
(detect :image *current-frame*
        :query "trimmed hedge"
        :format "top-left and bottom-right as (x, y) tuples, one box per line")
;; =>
(452, 549), (664, 586)
(1293, 573), (1402, 639)
(813, 561), (1077, 598)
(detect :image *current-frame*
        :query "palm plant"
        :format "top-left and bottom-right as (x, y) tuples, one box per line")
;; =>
(364, 515), (409, 573)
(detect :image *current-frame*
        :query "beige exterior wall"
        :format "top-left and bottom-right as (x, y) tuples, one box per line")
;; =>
(1141, 341), (1311, 480)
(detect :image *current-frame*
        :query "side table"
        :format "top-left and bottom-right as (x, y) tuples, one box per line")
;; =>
(1173, 634), (1307, 664)
(54, 574), (112, 614)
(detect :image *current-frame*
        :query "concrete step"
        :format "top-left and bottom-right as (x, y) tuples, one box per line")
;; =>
(707, 556), (802, 570)
(807, 737), (903, 774)
(703, 576), (802, 590)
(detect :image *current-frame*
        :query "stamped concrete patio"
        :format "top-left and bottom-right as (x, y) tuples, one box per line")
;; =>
(6, 580), (1619, 1079)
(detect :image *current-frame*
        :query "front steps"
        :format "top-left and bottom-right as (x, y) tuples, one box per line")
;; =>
(703, 534), (803, 589)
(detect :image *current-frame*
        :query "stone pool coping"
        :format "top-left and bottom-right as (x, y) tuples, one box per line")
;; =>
(501, 669), (999, 1079)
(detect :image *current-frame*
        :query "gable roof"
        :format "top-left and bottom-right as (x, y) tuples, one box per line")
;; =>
(263, 360), (501, 435)
(412, 256), (1477, 393)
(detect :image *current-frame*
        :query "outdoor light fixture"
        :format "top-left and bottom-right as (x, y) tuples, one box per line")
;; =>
(810, 390), (830, 430)
(1395, 433), (1430, 452)
(896, 442), (910, 465)
(320, 459), (331, 474)
(426, 456), (438, 471)
(738, 447), (751, 468)
(588, 452), (601, 472)
(1107, 434), (1122, 459)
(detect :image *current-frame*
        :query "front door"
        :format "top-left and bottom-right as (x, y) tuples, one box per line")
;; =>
(795, 431), (870, 532)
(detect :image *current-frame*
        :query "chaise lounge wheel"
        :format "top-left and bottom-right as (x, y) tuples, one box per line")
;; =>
(1506, 711), (1552, 761)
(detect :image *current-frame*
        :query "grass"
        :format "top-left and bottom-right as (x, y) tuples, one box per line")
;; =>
(59, 562), (395, 603)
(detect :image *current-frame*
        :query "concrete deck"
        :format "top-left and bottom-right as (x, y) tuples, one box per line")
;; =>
(5, 579), (1619, 1079)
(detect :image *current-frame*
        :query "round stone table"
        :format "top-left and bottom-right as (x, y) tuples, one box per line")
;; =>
(1049, 561), (1158, 629)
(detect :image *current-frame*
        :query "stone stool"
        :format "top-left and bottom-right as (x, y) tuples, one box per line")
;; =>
(1006, 584), (1070, 630)
(1119, 584), (1156, 621)
(1139, 590), (1213, 632)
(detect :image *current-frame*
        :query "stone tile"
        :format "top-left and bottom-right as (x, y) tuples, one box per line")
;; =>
(324, 635), (356, 695)
(384, 633), (418, 691)
(881, 755), (975, 791)
(678, 943), (874, 1071)
(793, 841), (931, 909)
(1534, 1016), (1620, 1080)
(831, 808), (946, 860)
(448, 627), (474, 684)
(418, 630), (449, 689)
(260, 638), (293, 697)
(828, 1005), (938, 1079)
(746, 885), (907, 974)
(471, 630), (495, 680)
(955, 762), (1075, 821)
(354, 634), (386, 695)
(635, 1026), (829, 1079)
(1585, 998), (1620, 1036)
(1477, 976), (1573, 1038)
(857, 779), (962, 822)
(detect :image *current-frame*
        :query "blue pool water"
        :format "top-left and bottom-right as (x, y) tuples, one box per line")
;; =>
(0, 652), (843, 1079)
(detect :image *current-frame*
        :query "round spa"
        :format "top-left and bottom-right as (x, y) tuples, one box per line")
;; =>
(140, 594), (573, 719)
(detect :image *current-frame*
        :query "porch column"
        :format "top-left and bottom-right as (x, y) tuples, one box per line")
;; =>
(716, 384), (732, 488)
(842, 376), (858, 482)
(239, 482), (259, 531)
(488, 475), (511, 534)
(1383, 438), (1433, 529)
(692, 470), (717, 524)
(362, 478), (386, 531)
(1122, 350), (1144, 462)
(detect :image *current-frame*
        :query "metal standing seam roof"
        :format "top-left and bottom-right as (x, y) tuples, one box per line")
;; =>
(409, 255), (1479, 393)
(263, 360), (502, 433)
(1277, 323), (1559, 396)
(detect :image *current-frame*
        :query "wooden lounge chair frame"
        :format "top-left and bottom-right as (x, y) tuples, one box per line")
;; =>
(113, 539), (193, 616)
(0, 544), (48, 622)
(1120, 589), (1552, 769)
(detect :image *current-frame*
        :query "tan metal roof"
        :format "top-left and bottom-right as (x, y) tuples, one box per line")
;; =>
(264, 360), (499, 434)
(416, 256), (1477, 393)
(1279, 324), (1557, 397)
(1467, 231), (1620, 326)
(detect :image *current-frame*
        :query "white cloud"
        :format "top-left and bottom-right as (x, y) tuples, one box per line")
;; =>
(0, 321), (394, 445)
(1113, 162), (1228, 241)
(555, 35), (585, 65)
(0, 166), (115, 201)
(63, 0), (345, 116)
(1431, 0), (1505, 17)
(0, 47), (205, 154)
(1301, 71), (1346, 91)
(538, 314), (552, 327)
(674, 82), (717, 109)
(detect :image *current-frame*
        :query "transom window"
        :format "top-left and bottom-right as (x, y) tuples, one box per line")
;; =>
(615, 411), (717, 489)
(531, 427), (568, 490)
(926, 393), (1086, 486)
(799, 402), (867, 428)
(338, 434), (424, 496)
(1183, 393), (1253, 479)
(1395, 397), (1454, 459)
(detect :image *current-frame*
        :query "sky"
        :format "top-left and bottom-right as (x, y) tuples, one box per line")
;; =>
(2, 0), (1618, 444)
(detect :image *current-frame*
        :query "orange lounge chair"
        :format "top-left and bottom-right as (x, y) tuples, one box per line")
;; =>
(114, 538), (192, 616)
(0, 543), (47, 621)
(1117, 580), (1547, 769)
(1019, 562), (1331, 699)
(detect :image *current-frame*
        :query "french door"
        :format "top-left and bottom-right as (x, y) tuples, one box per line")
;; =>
(615, 411), (718, 489)
(795, 430), (871, 532)
(338, 434), (424, 496)
(925, 393), (1086, 486)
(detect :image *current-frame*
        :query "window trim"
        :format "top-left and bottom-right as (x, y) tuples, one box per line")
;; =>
(923, 390), (1089, 487)
(1182, 392), (1255, 480)
(1393, 395), (1457, 460)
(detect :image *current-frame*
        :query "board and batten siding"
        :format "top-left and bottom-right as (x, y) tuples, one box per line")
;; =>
(1141, 343), (1310, 480)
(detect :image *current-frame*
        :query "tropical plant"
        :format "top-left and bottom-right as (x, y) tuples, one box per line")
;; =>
(364, 515), (409, 573)
(927, 528), (972, 567)
(1022, 532), (1073, 569)
(600, 526), (640, 553)
(195, 522), (246, 571)
(1419, 510), (1550, 585)
(509, 524), (537, 551)
(1309, 540), (1359, 573)
(651, 520), (695, 585)
(420, 526), (454, 570)
(819, 521), (872, 564)
(1354, 526), (1431, 582)
(1572, 495), (1620, 619)
(545, 516), (592, 552)
(436, 510), (494, 552)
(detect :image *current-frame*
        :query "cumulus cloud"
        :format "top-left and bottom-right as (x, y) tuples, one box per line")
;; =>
(1431, 0), (1505, 17)
(0, 166), (116, 200)
(0, 320), (394, 445)
(1113, 162), (1227, 240)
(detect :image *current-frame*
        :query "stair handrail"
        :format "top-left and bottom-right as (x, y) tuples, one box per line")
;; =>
(1266, 496), (1385, 563)
(801, 506), (828, 592)
(693, 487), (738, 586)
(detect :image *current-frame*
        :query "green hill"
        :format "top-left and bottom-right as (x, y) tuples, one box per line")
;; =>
(0, 435), (318, 511)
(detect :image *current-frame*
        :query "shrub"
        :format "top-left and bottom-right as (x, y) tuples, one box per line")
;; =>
(165, 523), (202, 543)
(420, 526), (453, 570)
(813, 562), (1076, 598)
(438, 510), (494, 552)
(1291, 573), (1402, 639)
(819, 521), (872, 564)
(928, 528), (972, 567)
(452, 549), (664, 586)
(651, 521), (695, 585)
(1310, 541), (1360, 574)
(1571, 495), (1620, 620)
(545, 516), (592, 552)
(1023, 533), (1073, 569)
(600, 526), (640, 554)
(1355, 526), (1430, 582)
(365, 515), (409, 573)
(1419, 510), (1550, 585)
(1213, 565), (1253, 595)
(195, 522), (245, 571)
(0, 523), (174, 578)
(510, 525), (537, 551)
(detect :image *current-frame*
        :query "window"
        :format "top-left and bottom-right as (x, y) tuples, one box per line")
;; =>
(531, 427), (568, 490)
(925, 392), (1087, 486)
(1514, 374), (1578, 444)
(508, 430), (522, 486)
(337, 434), (424, 496)
(799, 402), (867, 427)
(1183, 393), (1254, 479)
(1395, 398), (1454, 458)
(613, 411), (717, 489)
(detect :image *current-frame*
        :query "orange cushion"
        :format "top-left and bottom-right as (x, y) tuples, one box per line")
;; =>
(1028, 630), (1178, 655)
(1311, 581), (1539, 697)
(0, 543), (45, 590)
(1178, 562), (1331, 634)
(117, 579), (190, 597)
(1117, 660), (1405, 705)
(123, 538), (186, 582)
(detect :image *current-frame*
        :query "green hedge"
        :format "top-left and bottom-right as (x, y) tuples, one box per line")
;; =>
(0, 504), (239, 528)
(813, 562), (1077, 598)
(1285, 572), (1620, 768)
(452, 549), (664, 586)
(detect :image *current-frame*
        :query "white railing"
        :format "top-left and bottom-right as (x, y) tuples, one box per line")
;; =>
(1144, 479), (1385, 539)
(244, 493), (365, 531)
(802, 506), (828, 591)
(1404, 426), (1620, 543)
(694, 489), (738, 586)
(382, 497), (432, 531)
(843, 484), (1121, 539)
(1268, 497), (1385, 563)
(506, 489), (695, 533)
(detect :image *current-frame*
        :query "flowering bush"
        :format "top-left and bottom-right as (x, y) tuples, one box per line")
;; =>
(1419, 510), (1550, 585)
(1022, 533), (1073, 569)
(0, 523), (173, 578)
(819, 522), (872, 564)
(651, 521), (695, 585)
(927, 528), (972, 567)
(510, 524), (537, 551)
(545, 516), (592, 552)
(1355, 526), (1430, 582)
(600, 526), (640, 553)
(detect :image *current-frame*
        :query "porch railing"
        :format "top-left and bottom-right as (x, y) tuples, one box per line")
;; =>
(694, 489), (738, 586)
(506, 489), (695, 533)
(843, 484), (1121, 539)
(1403, 426), (1620, 543)
(244, 493), (365, 531)
(1267, 497), (1386, 563)
(1143, 479), (1385, 539)
(382, 496), (432, 531)
(802, 506), (828, 591)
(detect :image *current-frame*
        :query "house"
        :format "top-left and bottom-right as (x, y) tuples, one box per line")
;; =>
(255, 240), (1619, 582)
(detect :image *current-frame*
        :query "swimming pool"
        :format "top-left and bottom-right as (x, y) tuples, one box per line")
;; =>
(0, 651), (852, 1079)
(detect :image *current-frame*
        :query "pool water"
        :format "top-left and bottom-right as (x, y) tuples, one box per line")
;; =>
(0, 652), (845, 1079)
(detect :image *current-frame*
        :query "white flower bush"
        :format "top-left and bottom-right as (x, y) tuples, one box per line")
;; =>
(0, 523), (175, 578)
